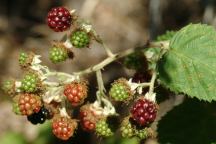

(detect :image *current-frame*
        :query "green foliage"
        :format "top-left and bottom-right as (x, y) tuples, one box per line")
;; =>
(158, 98), (216, 144)
(158, 24), (216, 101)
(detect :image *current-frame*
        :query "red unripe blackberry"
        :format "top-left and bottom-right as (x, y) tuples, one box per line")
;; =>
(79, 104), (103, 132)
(64, 81), (88, 106)
(52, 116), (77, 140)
(47, 7), (72, 32)
(130, 98), (157, 127)
(18, 93), (42, 116)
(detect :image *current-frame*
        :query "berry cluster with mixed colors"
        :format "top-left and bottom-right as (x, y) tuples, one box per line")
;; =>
(1, 6), (160, 142)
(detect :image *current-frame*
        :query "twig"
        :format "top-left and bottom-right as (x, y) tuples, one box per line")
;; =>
(74, 41), (168, 75)
(149, 71), (157, 95)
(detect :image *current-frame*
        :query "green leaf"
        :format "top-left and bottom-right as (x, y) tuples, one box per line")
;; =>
(158, 98), (216, 144)
(158, 24), (216, 101)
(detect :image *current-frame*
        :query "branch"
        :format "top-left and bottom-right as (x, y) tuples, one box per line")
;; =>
(73, 41), (168, 75)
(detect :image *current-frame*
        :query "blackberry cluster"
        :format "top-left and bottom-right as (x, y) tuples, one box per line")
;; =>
(27, 107), (50, 125)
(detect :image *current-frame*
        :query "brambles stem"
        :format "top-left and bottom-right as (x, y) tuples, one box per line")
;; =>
(74, 41), (168, 75)
(149, 71), (157, 95)
(101, 42), (115, 57)
(96, 70), (106, 96)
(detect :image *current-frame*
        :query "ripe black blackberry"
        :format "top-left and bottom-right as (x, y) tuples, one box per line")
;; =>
(27, 106), (50, 125)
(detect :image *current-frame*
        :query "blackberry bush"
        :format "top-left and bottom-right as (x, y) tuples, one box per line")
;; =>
(2, 5), (216, 143)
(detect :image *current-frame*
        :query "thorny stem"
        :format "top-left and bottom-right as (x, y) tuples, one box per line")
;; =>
(73, 41), (168, 76)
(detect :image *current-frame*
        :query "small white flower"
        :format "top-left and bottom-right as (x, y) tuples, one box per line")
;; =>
(144, 92), (156, 102)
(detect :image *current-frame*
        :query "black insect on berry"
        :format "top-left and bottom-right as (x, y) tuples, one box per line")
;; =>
(27, 106), (50, 125)
(47, 7), (72, 32)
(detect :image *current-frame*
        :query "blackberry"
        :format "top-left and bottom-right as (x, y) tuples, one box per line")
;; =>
(64, 81), (88, 106)
(120, 122), (135, 138)
(18, 93), (42, 116)
(27, 106), (50, 125)
(95, 120), (113, 137)
(49, 46), (68, 63)
(109, 78), (132, 101)
(21, 72), (40, 93)
(52, 116), (78, 140)
(47, 7), (72, 32)
(130, 98), (157, 126)
(70, 30), (90, 48)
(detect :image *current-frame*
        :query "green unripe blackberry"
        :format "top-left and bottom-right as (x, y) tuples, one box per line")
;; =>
(70, 30), (90, 48)
(136, 128), (148, 139)
(109, 78), (132, 101)
(120, 122), (135, 138)
(2, 79), (15, 95)
(12, 102), (21, 115)
(21, 72), (40, 93)
(19, 52), (34, 68)
(95, 120), (113, 137)
(49, 46), (68, 63)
